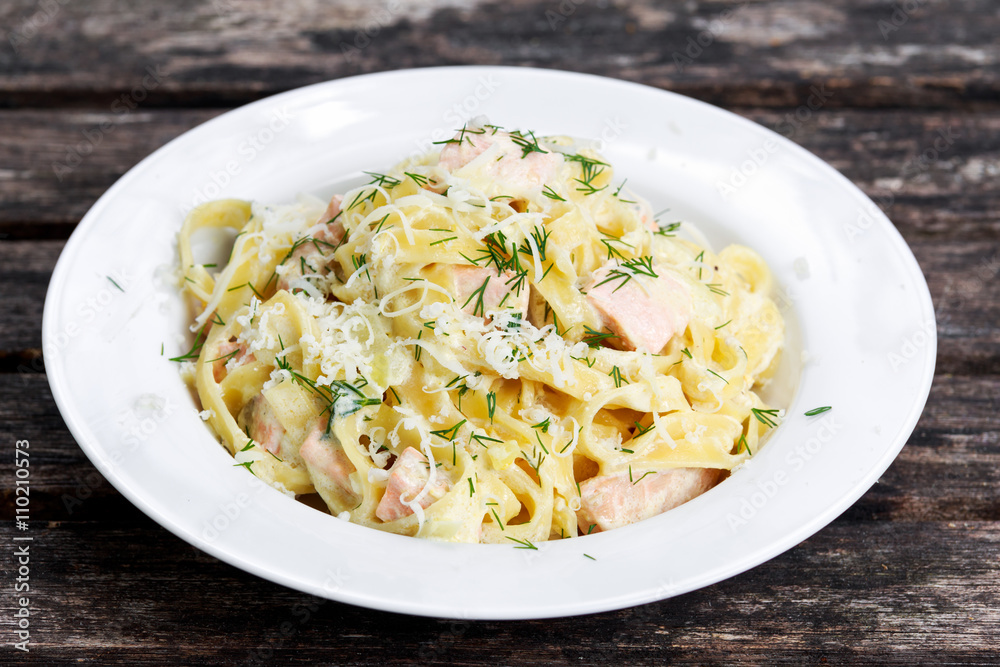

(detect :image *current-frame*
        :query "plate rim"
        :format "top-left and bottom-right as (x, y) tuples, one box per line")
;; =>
(42, 65), (937, 619)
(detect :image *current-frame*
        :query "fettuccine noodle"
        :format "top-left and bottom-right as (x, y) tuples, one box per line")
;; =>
(175, 122), (785, 543)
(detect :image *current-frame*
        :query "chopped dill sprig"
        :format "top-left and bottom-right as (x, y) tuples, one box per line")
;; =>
(518, 226), (551, 263)
(505, 536), (537, 550)
(430, 419), (467, 442)
(363, 171), (402, 189)
(655, 222), (682, 237)
(706, 368), (729, 385)
(168, 325), (208, 363)
(565, 153), (608, 195)
(582, 325), (619, 348)
(405, 171), (431, 187)
(351, 253), (376, 294)
(368, 213), (391, 234)
(632, 470), (655, 485)
(205, 347), (239, 365)
(387, 387), (402, 406)
(612, 179), (636, 204)
(599, 231), (634, 261)
(751, 408), (780, 429)
(694, 250), (705, 280)
(805, 406), (833, 416)
(504, 269), (529, 297)
(471, 433), (503, 447)
(463, 276), (491, 317)
(445, 374), (471, 410)
(593, 256), (658, 293)
(489, 505), (505, 531)
(508, 129), (548, 158)
(633, 421), (655, 436)
(609, 365), (629, 388)
(521, 448), (546, 482)
(487, 391), (497, 424)
(227, 281), (264, 300)
(541, 185), (565, 201)
(432, 123), (487, 146)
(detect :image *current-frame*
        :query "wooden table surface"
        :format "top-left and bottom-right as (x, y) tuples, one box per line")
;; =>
(2, 0), (998, 664)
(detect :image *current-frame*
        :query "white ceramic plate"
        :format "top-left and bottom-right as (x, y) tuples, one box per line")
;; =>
(44, 67), (936, 619)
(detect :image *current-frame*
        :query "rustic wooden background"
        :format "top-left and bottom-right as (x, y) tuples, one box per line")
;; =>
(2, 0), (998, 664)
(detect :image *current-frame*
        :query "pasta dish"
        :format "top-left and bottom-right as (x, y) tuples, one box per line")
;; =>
(175, 122), (785, 544)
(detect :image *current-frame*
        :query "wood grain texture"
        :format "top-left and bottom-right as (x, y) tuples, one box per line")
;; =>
(0, 240), (64, 354)
(1, 0), (998, 662)
(0, 108), (998, 238)
(1, 0), (999, 110)
(0, 110), (221, 229)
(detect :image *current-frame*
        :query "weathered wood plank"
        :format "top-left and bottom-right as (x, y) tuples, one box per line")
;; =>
(914, 241), (1000, 377)
(1, 0), (999, 110)
(740, 109), (1000, 243)
(0, 108), (998, 242)
(0, 110), (221, 230)
(0, 519), (995, 663)
(1, 369), (997, 523)
(0, 0), (996, 659)
(0, 240), (64, 354)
